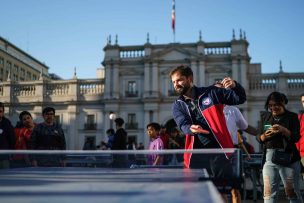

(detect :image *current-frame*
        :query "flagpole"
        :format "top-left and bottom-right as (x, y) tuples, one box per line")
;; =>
(172, 0), (176, 42)
(174, 32), (175, 43)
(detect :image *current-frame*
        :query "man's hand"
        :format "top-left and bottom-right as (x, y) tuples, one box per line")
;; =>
(190, 125), (209, 134)
(221, 77), (236, 89)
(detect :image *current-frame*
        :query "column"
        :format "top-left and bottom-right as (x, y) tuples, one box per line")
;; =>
(191, 61), (198, 85)
(143, 62), (150, 97)
(232, 59), (238, 81)
(198, 61), (206, 86)
(240, 60), (248, 90)
(67, 106), (78, 149)
(68, 79), (78, 101)
(2, 81), (12, 103)
(104, 64), (111, 99)
(277, 73), (288, 92)
(152, 62), (158, 97)
(112, 64), (119, 98)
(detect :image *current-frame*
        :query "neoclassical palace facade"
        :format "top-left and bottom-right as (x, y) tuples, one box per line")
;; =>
(1, 33), (303, 150)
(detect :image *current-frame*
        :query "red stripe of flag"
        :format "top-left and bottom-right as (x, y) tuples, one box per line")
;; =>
(172, 0), (175, 33)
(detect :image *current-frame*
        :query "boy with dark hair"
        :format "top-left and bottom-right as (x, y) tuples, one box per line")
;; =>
(147, 122), (164, 166)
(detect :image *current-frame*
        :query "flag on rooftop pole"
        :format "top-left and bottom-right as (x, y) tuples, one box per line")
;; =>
(172, 0), (176, 42)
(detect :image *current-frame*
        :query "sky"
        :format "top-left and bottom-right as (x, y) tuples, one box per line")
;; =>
(1, 0), (303, 79)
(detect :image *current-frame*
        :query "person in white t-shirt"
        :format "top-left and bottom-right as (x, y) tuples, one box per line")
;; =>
(224, 105), (258, 154)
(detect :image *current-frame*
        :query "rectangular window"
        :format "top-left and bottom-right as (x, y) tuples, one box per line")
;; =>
(6, 61), (11, 69)
(126, 113), (138, 129)
(87, 115), (95, 124)
(126, 81), (138, 97)
(84, 115), (96, 130)
(128, 113), (136, 124)
(0, 57), (4, 66)
(14, 64), (19, 72)
(27, 71), (31, 79)
(128, 81), (136, 93)
(13, 74), (18, 81)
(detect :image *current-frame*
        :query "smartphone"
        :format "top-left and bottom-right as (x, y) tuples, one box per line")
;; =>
(264, 124), (272, 131)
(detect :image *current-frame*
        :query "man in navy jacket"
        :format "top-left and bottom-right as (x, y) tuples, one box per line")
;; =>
(170, 65), (246, 170)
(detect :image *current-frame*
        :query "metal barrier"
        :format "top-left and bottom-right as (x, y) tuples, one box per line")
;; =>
(242, 153), (263, 201)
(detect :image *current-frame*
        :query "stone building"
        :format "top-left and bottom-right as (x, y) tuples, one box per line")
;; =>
(1, 32), (303, 150)
(0, 36), (50, 82)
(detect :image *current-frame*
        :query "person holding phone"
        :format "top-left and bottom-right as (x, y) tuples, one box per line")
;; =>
(257, 92), (302, 203)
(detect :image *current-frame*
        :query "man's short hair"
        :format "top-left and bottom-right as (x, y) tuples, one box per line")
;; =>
(169, 65), (193, 78)
(42, 107), (55, 115)
(114, 117), (124, 126)
(147, 122), (161, 131)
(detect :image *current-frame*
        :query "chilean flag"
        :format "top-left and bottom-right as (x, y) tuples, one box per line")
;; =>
(172, 0), (175, 33)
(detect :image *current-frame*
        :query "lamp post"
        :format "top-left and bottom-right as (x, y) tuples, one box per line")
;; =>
(109, 111), (116, 129)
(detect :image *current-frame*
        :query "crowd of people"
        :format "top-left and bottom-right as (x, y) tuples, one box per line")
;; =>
(95, 118), (185, 167)
(0, 105), (66, 168)
(0, 65), (304, 203)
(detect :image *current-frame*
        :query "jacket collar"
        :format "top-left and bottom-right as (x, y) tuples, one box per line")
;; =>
(177, 86), (199, 101)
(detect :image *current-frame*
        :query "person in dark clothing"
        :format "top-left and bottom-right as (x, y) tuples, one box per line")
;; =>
(29, 107), (66, 167)
(112, 118), (127, 150)
(169, 127), (184, 163)
(257, 92), (302, 203)
(83, 137), (96, 150)
(111, 117), (127, 167)
(0, 102), (15, 169)
(159, 125), (170, 164)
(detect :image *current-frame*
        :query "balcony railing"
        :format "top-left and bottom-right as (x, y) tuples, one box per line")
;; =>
(125, 123), (138, 129)
(84, 123), (97, 130)
(125, 91), (138, 97)
(248, 73), (304, 96)
(0, 79), (104, 103)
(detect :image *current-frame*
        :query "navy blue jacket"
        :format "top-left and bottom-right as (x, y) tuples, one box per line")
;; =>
(0, 117), (16, 149)
(172, 82), (246, 150)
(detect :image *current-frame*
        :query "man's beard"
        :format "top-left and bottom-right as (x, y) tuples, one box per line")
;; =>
(175, 84), (191, 96)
